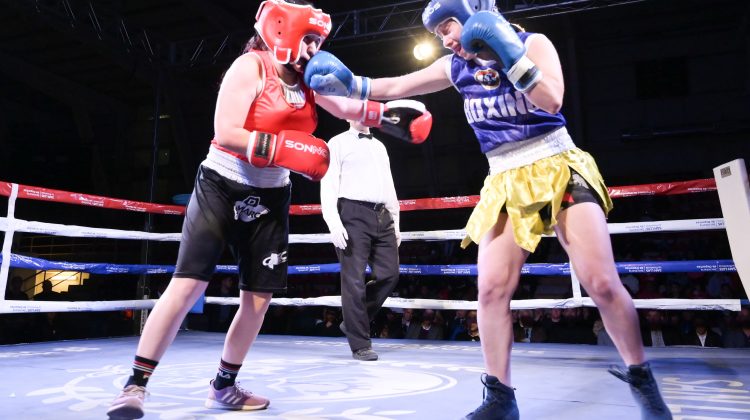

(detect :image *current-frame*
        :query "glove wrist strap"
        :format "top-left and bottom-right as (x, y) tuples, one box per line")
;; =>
(351, 76), (371, 100)
(507, 55), (543, 93)
(361, 101), (384, 127)
(247, 131), (277, 167)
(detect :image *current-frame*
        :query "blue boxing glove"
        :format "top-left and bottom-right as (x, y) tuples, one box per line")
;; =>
(303, 51), (371, 99)
(461, 11), (542, 93)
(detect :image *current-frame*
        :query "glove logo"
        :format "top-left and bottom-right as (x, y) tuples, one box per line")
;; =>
(262, 250), (288, 269)
(284, 139), (329, 158)
(474, 68), (501, 90)
(234, 195), (270, 222)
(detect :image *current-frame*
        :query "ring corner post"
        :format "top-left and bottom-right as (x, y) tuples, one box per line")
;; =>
(713, 158), (750, 302)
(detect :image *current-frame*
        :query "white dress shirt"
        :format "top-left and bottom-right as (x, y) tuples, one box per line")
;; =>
(320, 128), (400, 234)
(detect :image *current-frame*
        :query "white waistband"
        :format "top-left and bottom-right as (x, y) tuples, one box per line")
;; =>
(486, 127), (575, 174)
(202, 145), (289, 188)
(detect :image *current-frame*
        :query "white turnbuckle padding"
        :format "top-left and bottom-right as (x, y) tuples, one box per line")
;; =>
(713, 159), (750, 299)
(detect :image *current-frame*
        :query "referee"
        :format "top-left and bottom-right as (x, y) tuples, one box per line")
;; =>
(320, 120), (401, 361)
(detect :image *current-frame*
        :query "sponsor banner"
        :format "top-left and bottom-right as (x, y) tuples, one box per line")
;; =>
(0, 253), (734, 277)
(608, 178), (717, 198)
(1, 179), (717, 216)
(289, 179), (717, 215)
(0, 183), (185, 215)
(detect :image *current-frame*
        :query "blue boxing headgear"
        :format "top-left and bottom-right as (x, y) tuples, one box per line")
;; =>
(422, 0), (496, 33)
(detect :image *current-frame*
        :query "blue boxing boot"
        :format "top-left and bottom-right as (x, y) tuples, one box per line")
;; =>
(608, 362), (672, 419)
(464, 374), (519, 420)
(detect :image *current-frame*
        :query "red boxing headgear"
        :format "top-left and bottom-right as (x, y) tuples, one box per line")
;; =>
(254, 0), (332, 64)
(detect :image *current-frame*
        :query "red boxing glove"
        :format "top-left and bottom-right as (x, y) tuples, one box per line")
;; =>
(248, 130), (330, 181)
(360, 99), (432, 144)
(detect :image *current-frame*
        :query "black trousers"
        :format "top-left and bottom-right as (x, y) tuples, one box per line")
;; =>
(336, 198), (400, 352)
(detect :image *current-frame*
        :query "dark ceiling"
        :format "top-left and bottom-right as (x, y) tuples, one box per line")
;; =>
(0, 0), (748, 208)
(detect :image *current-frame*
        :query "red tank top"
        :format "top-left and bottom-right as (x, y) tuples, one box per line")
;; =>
(212, 50), (318, 160)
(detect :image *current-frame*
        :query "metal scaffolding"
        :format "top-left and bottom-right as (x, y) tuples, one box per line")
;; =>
(5, 0), (649, 68)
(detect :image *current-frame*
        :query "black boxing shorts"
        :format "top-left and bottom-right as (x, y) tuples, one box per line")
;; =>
(560, 169), (602, 210)
(174, 166), (290, 292)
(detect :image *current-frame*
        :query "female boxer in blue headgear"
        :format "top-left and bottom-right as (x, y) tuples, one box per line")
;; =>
(303, 1), (671, 419)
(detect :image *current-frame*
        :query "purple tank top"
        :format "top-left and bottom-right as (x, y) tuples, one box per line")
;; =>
(450, 32), (566, 153)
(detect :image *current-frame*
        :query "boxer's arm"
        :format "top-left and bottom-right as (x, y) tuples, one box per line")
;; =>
(315, 95), (372, 121)
(369, 55), (453, 100)
(523, 34), (565, 114)
(305, 51), (451, 100)
(214, 53), (263, 154)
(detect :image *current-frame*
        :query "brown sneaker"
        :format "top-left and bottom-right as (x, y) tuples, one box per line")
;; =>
(107, 384), (148, 419)
(204, 380), (270, 411)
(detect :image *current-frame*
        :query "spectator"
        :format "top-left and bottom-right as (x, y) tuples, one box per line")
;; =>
(544, 308), (581, 344)
(381, 308), (404, 339)
(400, 308), (416, 338)
(406, 309), (444, 340)
(448, 309), (468, 340)
(593, 319), (615, 346)
(513, 309), (546, 343)
(683, 317), (722, 348)
(378, 323), (392, 338)
(5, 276), (29, 300)
(34, 280), (61, 301)
(641, 310), (681, 347)
(542, 308), (565, 343)
(722, 307), (750, 348)
(315, 308), (344, 337)
(456, 319), (480, 342)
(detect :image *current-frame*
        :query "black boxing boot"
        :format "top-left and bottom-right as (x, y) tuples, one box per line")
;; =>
(463, 374), (519, 420)
(608, 362), (672, 419)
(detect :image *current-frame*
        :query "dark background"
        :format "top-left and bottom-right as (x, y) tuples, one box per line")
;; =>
(0, 0), (747, 225)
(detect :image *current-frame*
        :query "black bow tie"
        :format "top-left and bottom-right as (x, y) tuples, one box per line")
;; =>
(358, 133), (373, 139)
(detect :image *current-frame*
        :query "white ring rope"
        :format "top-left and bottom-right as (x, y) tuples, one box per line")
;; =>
(0, 217), (727, 242)
(1, 296), (740, 314)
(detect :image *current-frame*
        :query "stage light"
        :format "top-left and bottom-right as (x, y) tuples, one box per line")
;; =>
(413, 41), (435, 60)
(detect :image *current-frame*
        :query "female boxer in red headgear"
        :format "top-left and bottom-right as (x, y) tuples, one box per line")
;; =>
(106, 1), (432, 418)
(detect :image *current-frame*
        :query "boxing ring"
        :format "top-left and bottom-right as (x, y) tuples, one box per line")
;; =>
(1, 159), (749, 419)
